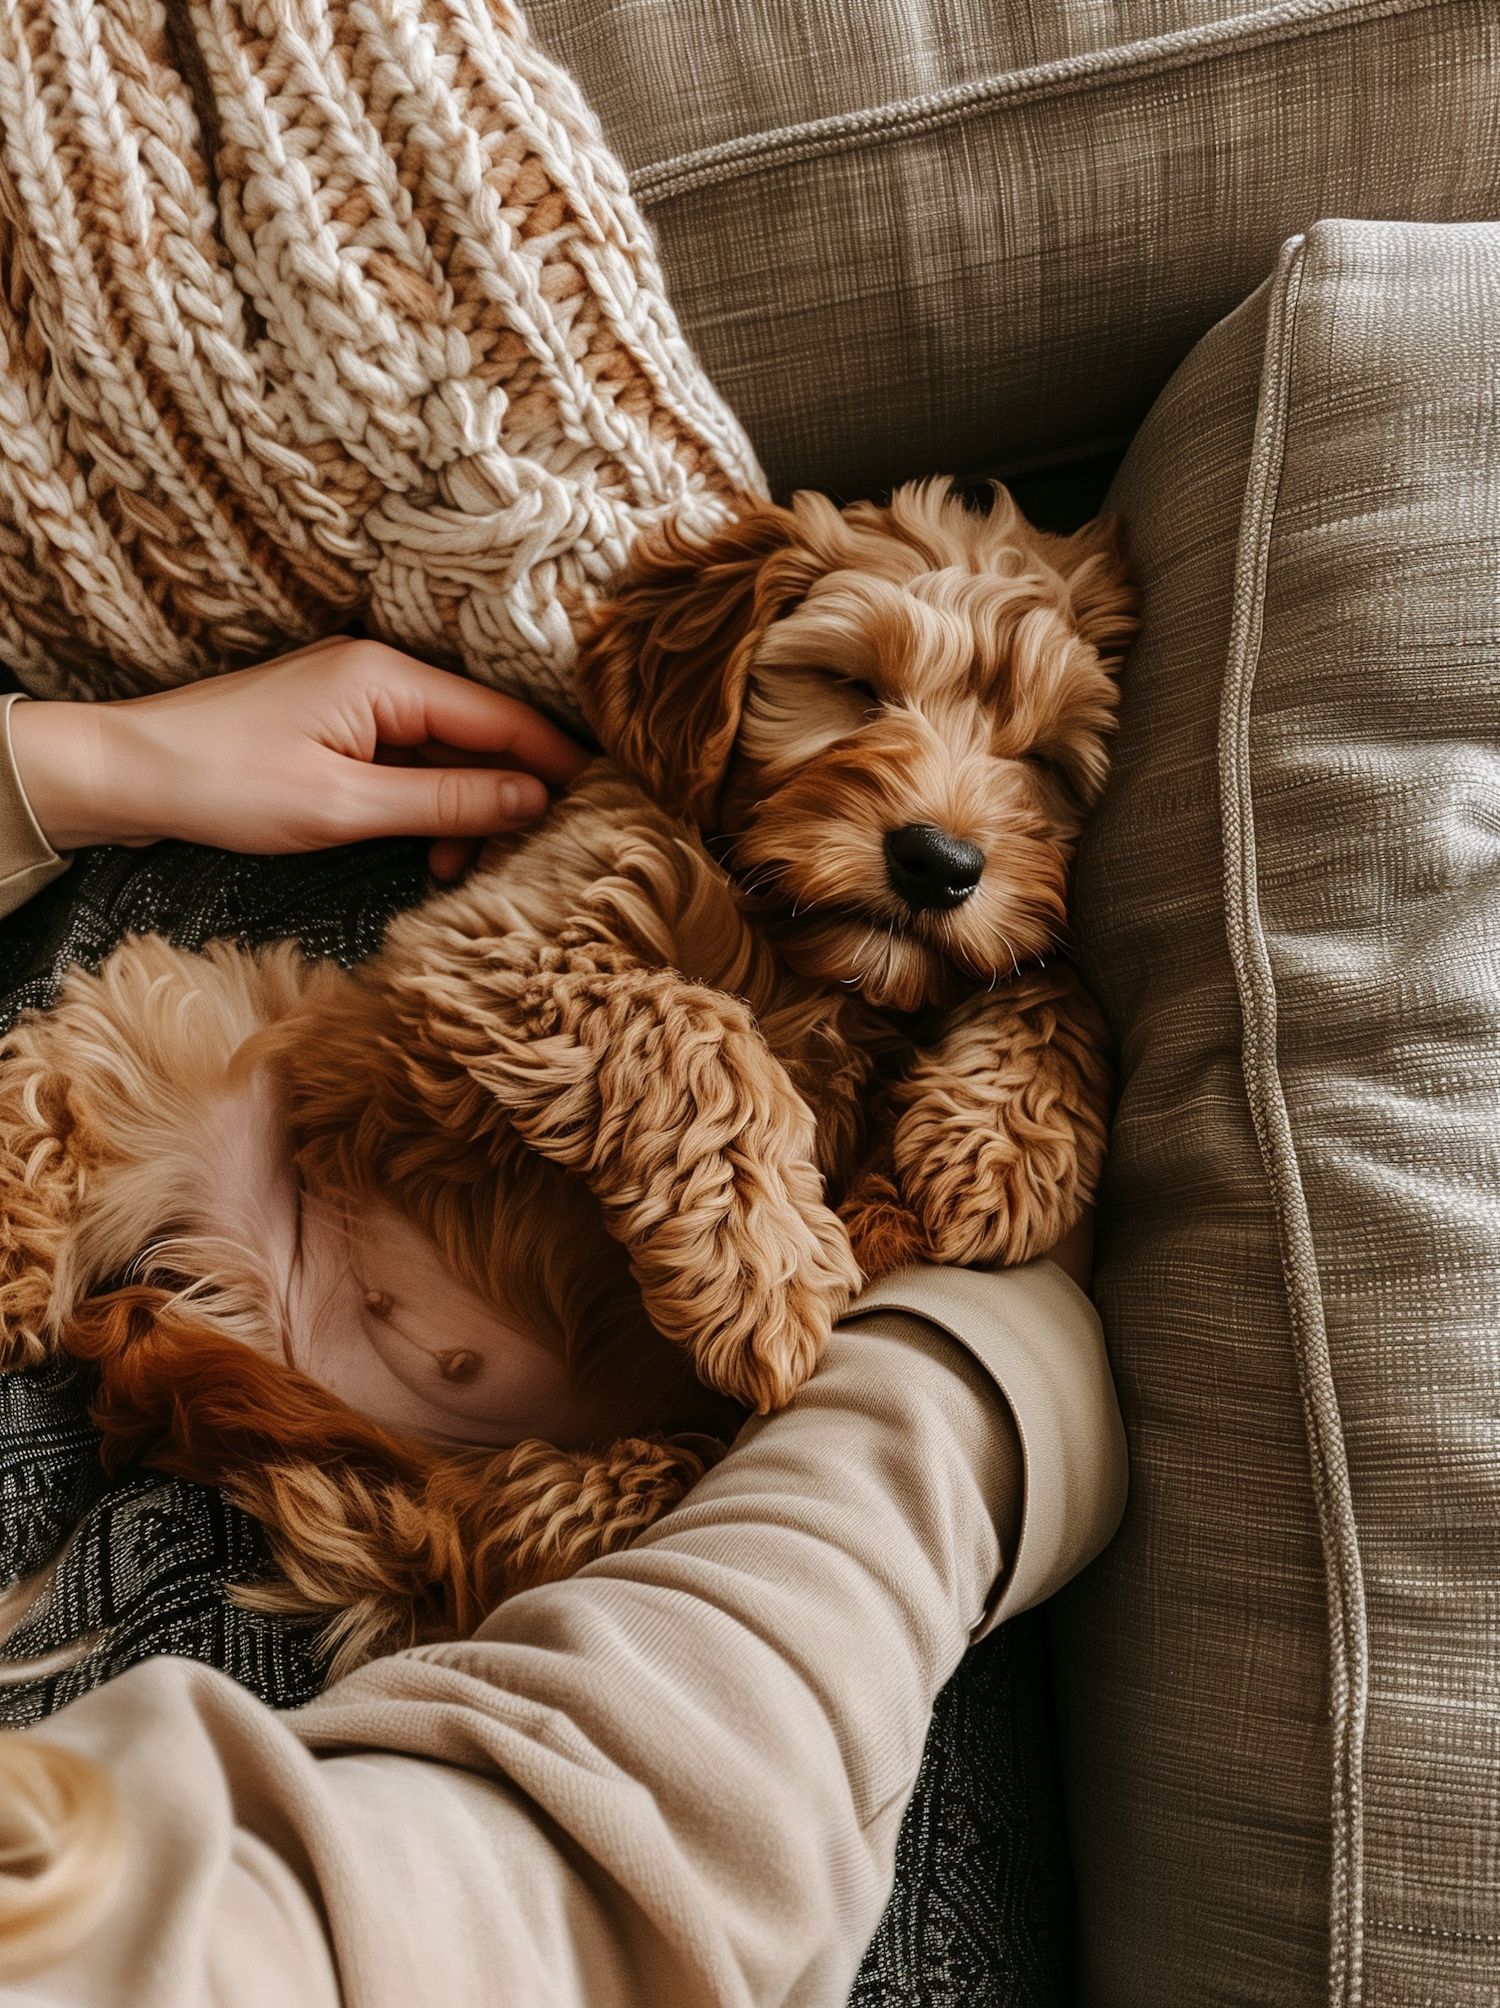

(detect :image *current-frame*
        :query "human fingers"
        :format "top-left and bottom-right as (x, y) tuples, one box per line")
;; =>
(9, 644), (587, 857)
(339, 645), (591, 788)
(175, 640), (591, 786)
(315, 756), (552, 846)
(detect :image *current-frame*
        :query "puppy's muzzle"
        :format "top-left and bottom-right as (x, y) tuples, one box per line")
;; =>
(884, 825), (985, 911)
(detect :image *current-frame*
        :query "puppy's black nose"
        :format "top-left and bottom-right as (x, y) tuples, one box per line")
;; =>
(884, 825), (985, 910)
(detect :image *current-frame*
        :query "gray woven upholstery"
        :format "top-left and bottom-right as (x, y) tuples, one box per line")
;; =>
(530, 0), (1499, 500)
(1058, 219), (1500, 2006)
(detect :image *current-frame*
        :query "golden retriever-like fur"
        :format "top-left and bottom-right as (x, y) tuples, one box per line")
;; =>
(0, 477), (1135, 1672)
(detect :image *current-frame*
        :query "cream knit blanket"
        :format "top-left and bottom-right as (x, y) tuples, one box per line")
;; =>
(0, 0), (763, 723)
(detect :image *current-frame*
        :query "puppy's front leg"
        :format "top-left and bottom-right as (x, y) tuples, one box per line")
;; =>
(841, 967), (1111, 1274)
(415, 933), (861, 1412)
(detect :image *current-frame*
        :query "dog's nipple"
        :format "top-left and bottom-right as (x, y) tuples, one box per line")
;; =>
(437, 1349), (482, 1384)
(363, 1289), (394, 1319)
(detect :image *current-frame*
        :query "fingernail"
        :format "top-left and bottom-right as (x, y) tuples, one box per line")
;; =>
(498, 779), (524, 817)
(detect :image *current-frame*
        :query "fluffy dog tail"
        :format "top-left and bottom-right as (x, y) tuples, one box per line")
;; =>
(64, 1288), (715, 1677)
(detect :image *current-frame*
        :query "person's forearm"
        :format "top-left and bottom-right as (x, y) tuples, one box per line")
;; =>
(8, 698), (171, 851)
(14, 1271), (1124, 2008)
(301, 1315), (1021, 2007)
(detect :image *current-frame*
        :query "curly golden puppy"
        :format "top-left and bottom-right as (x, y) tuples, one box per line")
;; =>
(0, 929), (755, 1671)
(579, 476), (1137, 1274)
(0, 786), (858, 1671)
(0, 477), (1132, 1672)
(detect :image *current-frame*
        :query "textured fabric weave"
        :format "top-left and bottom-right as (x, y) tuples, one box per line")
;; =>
(851, 1608), (1072, 2008)
(0, 0), (760, 725)
(1057, 219), (1500, 2005)
(529, 0), (1500, 503)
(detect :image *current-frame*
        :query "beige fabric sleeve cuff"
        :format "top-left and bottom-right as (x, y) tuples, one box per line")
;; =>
(0, 692), (70, 917)
(844, 1259), (1128, 1634)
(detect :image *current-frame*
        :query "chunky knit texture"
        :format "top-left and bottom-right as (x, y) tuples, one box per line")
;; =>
(0, 0), (762, 723)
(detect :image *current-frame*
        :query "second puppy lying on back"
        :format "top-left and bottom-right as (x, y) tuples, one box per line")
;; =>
(0, 478), (1135, 1667)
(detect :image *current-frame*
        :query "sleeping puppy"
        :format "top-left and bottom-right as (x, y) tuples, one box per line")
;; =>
(0, 478), (1135, 1672)
(578, 476), (1138, 1276)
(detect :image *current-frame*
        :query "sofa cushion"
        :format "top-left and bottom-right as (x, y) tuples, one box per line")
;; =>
(528, 0), (1498, 501)
(1058, 217), (1500, 2005)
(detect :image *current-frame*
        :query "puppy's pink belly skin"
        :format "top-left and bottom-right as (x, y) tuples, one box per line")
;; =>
(285, 1196), (589, 1450)
(183, 1074), (587, 1449)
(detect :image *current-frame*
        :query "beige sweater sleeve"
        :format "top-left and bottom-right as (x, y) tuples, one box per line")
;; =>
(19, 1262), (1125, 2008)
(0, 693), (70, 917)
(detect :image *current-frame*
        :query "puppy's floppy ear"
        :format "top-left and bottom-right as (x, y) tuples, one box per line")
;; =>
(577, 499), (819, 827)
(1053, 514), (1140, 662)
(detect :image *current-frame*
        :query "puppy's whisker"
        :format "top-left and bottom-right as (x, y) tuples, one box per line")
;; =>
(709, 830), (751, 869)
(842, 933), (878, 988)
(873, 931), (896, 998)
(736, 868), (786, 904)
(737, 860), (799, 908)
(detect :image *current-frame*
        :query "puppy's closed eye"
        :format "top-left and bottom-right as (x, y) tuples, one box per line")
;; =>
(739, 663), (873, 778)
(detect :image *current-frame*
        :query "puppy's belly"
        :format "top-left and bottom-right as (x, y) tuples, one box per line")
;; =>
(287, 1194), (586, 1450)
(184, 1067), (587, 1451)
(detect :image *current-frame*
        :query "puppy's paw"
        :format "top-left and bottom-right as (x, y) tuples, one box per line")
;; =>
(905, 1152), (1077, 1269)
(889, 1083), (1091, 1270)
(841, 1149), (1066, 1274)
(885, 972), (1111, 1271)
(687, 1210), (860, 1413)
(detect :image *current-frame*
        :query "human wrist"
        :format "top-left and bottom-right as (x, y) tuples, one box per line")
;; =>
(7, 699), (160, 851)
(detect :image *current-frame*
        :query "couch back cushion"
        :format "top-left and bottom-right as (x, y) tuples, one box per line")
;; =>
(528, 0), (1499, 499)
(1058, 217), (1500, 2005)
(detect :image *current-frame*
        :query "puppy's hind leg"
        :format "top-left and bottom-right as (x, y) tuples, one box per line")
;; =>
(841, 968), (1111, 1274)
(67, 1286), (716, 1670)
(407, 936), (861, 1412)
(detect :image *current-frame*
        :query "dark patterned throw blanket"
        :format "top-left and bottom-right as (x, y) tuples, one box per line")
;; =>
(0, 839), (1071, 2006)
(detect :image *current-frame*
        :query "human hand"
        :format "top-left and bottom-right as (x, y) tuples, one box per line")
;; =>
(8, 639), (590, 880)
